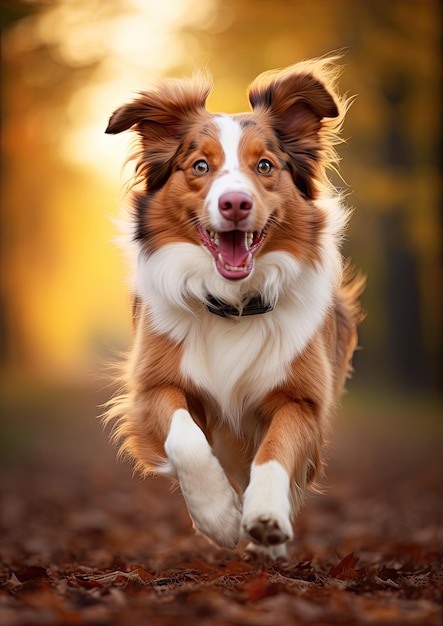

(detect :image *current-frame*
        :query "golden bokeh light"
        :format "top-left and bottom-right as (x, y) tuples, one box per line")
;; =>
(38, 0), (218, 177)
(1, 0), (441, 391)
(1, 0), (219, 378)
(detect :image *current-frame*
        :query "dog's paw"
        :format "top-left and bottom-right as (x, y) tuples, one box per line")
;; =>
(165, 409), (242, 548)
(241, 512), (292, 547)
(191, 490), (242, 549)
(241, 460), (293, 551)
(183, 465), (242, 549)
(245, 541), (288, 561)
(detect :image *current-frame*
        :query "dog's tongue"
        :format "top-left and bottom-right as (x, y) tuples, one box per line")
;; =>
(218, 231), (249, 267)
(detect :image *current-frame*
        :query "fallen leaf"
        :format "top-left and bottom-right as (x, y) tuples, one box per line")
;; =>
(328, 552), (360, 578)
(15, 566), (48, 583)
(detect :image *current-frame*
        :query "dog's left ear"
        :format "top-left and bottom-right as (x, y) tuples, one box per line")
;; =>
(248, 60), (342, 198)
(248, 63), (339, 133)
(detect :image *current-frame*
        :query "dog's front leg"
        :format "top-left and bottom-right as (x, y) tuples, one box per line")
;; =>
(164, 408), (242, 549)
(241, 398), (322, 559)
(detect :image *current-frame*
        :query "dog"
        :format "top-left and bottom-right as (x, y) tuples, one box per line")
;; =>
(105, 55), (364, 560)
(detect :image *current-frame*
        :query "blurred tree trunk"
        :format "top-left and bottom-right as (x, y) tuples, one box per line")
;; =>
(381, 212), (425, 387)
(379, 74), (424, 388)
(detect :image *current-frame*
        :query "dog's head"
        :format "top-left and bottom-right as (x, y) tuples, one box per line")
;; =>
(107, 57), (346, 287)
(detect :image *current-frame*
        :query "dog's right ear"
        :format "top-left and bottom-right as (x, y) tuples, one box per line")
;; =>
(105, 71), (212, 137)
(105, 72), (212, 192)
(105, 100), (153, 135)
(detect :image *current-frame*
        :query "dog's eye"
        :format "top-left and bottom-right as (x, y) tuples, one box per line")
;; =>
(192, 160), (210, 175)
(257, 159), (273, 175)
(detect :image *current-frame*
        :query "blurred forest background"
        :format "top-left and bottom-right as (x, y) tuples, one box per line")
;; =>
(1, 1), (442, 401)
(0, 4), (442, 622)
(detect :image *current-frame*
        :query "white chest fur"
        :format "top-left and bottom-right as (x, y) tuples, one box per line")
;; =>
(135, 242), (340, 430)
(179, 309), (300, 426)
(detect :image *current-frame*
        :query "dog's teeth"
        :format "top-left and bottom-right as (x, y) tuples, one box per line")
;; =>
(247, 233), (253, 248)
(208, 230), (219, 245)
(217, 250), (252, 272)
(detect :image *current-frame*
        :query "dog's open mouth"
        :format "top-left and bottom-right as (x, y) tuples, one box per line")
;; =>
(198, 226), (267, 280)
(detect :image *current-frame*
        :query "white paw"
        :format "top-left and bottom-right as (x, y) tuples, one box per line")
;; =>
(180, 459), (242, 548)
(164, 409), (242, 548)
(245, 541), (288, 561)
(241, 461), (293, 549)
(241, 511), (293, 547)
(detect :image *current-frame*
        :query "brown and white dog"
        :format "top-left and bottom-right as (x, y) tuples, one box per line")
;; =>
(105, 56), (364, 559)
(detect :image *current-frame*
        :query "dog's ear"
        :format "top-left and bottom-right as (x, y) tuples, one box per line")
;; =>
(248, 62), (339, 132)
(106, 71), (212, 136)
(248, 58), (343, 198)
(106, 72), (212, 191)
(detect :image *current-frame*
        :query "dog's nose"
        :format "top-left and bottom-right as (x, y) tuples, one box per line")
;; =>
(218, 192), (253, 224)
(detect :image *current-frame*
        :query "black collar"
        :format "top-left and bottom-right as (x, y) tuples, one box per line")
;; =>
(206, 295), (274, 318)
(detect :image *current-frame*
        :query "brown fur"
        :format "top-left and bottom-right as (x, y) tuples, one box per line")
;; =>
(105, 55), (364, 553)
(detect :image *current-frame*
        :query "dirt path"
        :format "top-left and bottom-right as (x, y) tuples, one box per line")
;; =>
(0, 385), (442, 625)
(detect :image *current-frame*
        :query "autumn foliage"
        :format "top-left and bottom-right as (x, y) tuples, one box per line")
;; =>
(0, 387), (441, 625)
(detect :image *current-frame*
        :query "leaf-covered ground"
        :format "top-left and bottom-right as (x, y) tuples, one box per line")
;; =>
(0, 385), (442, 625)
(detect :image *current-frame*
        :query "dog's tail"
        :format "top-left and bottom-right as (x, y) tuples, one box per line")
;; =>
(335, 263), (366, 389)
